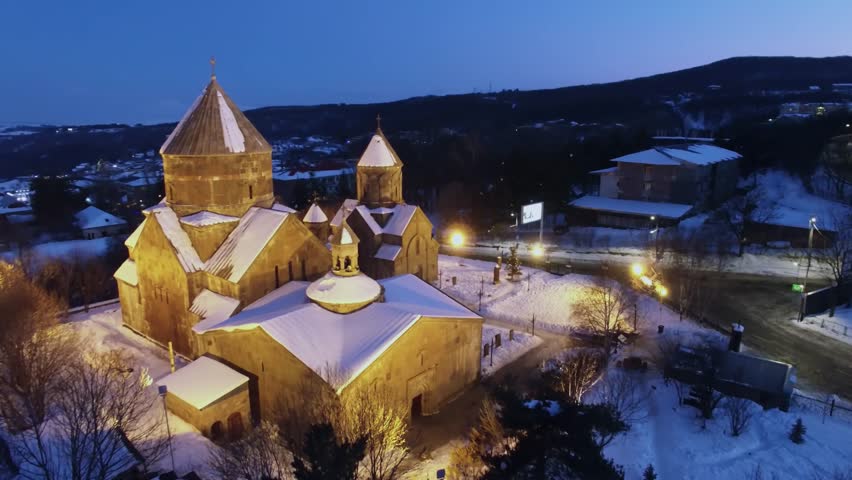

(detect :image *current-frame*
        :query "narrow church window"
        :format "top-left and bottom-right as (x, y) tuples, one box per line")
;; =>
(169, 184), (174, 199)
(288, 261), (293, 280)
(249, 185), (253, 199)
(344, 256), (352, 271)
(301, 261), (307, 280)
(261, 361), (265, 372)
(274, 265), (280, 288)
(211, 421), (224, 441)
(334, 257), (341, 271)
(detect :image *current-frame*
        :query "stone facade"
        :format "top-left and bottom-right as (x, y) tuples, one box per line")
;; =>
(164, 383), (251, 441)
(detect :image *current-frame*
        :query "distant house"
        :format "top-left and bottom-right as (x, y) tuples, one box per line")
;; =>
(75, 206), (128, 239)
(832, 83), (852, 94)
(571, 144), (741, 228)
(272, 167), (354, 202)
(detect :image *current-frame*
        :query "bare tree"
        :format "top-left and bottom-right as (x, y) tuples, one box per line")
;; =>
(447, 441), (484, 480)
(0, 261), (71, 431)
(573, 279), (632, 355)
(716, 183), (779, 256)
(596, 370), (647, 424)
(665, 226), (723, 323)
(722, 396), (754, 437)
(68, 251), (113, 311)
(814, 213), (852, 315)
(545, 350), (605, 403)
(655, 332), (688, 405)
(339, 386), (409, 480)
(211, 421), (293, 480)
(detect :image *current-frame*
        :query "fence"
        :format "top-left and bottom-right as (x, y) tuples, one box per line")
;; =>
(803, 282), (852, 316)
(790, 391), (852, 423)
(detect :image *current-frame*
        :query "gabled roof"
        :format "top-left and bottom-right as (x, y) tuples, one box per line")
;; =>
(114, 259), (138, 286)
(612, 145), (741, 167)
(382, 204), (417, 236)
(303, 203), (328, 223)
(374, 244), (401, 261)
(205, 207), (289, 282)
(357, 130), (403, 167)
(75, 206), (127, 230)
(190, 289), (240, 330)
(124, 219), (146, 249)
(271, 202), (297, 213)
(194, 274), (480, 392)
(353, 205), (383, 235)
(331, 221), (359, 245)
(157, 356), (248, 410)
(160, 77), (271, 156)
(330, 199), (358, 228)
(180, 210), (239, 227)
(570, 195), (692, 219)
(147, 205), (205, 272)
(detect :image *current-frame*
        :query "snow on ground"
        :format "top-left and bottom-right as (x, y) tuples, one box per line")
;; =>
(1, 237), (112, 261)
(749, 169), (852, 231)
(64, 304), (218, 478)
(481, 325), (542, 377)
(438, 255), (715, 337)
(603, 373), (852, 479)
(796, 305), (852, 346)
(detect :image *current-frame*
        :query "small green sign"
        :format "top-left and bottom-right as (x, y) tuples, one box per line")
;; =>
(792, 283), (804, 293)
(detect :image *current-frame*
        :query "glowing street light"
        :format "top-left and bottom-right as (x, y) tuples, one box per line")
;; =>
(531, 244), (544, 257)
(450, 231), (465, 247)
(655, 284), (668, 298)
(639, 275), (653, 287)
(631, 263), (644, 276)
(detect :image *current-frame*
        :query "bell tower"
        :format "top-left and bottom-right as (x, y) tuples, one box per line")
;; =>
(160, 62), (274, 217)
(331, 221), (360, 276)
(356, 116), (403, 208)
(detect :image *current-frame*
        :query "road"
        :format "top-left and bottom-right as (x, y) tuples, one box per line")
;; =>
(445, 246), (852, 399)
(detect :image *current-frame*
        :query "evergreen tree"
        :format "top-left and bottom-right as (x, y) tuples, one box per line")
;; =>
(506, 244), (522, 281)
(30, 175), (84, 233)
(789, 418), (806, 444)
(480, 387), (627, 479)
(643, 464), (657, 480)
(292, 423), (366, 480)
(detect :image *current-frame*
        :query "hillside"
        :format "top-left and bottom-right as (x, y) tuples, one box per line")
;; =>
(3, 56), (852, 180)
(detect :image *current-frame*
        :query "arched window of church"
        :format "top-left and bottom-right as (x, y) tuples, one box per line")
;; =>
(274, 265), (280, 288)
(344, 256), (352, 271)
(169, 184), (174, 199)
(210, 421), (223, 441)
(288, 261), (293, 280)
(249, 185), (253, 199)
(335, 257), (341, 271)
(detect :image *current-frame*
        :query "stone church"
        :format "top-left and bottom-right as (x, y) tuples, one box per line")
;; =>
(114, 72), (481, 440)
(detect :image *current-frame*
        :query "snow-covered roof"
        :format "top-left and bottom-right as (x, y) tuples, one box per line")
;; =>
(75, 206), (127, 230)
(330, 199), (358, 228)
(374, 244), (401, 261)
(147, 205), (205, 272)
(357, 132), (402, 168)
(195, 274), (480, 392)
(571, 195), (692, 219)
(271, 202), (296, 213)
(306, 272), (381, 309)
(205, 207), (289, 282)
(612, 145), (740, 167)
(660, 145), (741, 166)
(114, 259), (138, 286)
(382, 204), (417, 236)
(180, 210), (239, 227)
(303, 203), (328, 223)
(190, 289), (240, 330)
(612, 149), (681, 166)
(124, 219), (146, 249)
(589, 167), (617, 174)
(160, 77), (271, 156)
(354, 205), (383, 235)
(157, 356), (249, 410)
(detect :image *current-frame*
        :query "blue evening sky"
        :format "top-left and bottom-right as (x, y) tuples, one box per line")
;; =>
(1, 0), (850, 125)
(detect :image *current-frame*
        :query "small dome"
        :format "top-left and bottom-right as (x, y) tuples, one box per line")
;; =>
(306, 272), (381, 314)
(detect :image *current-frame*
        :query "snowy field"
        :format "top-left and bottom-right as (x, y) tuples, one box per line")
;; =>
(480, 325), (542, 377)
(796, 306), (852, 346)
(604, 373), (852, 479)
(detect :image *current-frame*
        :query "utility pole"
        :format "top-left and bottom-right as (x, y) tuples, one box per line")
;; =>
(531, 314), (536, 336)
(158, 385), (176, 472)
(479, 277), (484, 311)
(799, 217), (816, 322)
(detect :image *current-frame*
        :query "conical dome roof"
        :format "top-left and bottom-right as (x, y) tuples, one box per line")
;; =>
(357, 129), (403, 168)
(303, 203), (328, 224)
(160, 77), (271, 156)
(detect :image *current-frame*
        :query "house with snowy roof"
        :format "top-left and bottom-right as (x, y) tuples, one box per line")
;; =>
(117, 70), (481, 440)
(75, 205), (127, 239)
(571, 144), (741, 228)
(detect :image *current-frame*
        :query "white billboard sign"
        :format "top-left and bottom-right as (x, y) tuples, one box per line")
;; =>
(521, 202), (543, 224)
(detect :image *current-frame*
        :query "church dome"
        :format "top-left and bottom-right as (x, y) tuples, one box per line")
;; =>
(306, 271), (382, 314)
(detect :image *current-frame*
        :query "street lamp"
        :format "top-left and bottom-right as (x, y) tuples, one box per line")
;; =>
(531, 244), (544, 257)
(799, 217), (817, 321)
(631, 263), (644, 277)
(450, 231), (465, 247)
(158, 385), (176, 472)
